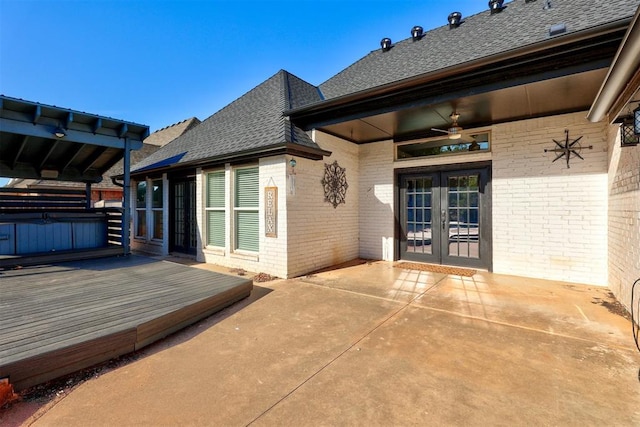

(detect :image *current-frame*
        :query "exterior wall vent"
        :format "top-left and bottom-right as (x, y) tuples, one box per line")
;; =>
(448, 12), (462, 29)
(411, 25), (424, 41)
(489, 0), (505, 14)
(380, 38), (393, 52)
(549, 23), (566, 36)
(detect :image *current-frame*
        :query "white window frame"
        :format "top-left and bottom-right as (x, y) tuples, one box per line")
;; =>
(133, 177), (166, 243)
(150, 179), (164, 241)
(134, 181), (147, 239)
(205, 169), (226, 249)
(232, 165), (259, 254)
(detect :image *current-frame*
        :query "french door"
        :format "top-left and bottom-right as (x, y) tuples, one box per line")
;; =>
(399, 166), (491, 269)
(170, 179), (197, 255)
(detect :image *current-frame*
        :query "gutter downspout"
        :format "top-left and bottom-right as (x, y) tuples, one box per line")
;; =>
(588, 6), (640, 122)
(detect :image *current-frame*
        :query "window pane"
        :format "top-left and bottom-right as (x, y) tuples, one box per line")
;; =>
(153, 211), (163, 240)
(235, 167), (259, 208)
(136, 209), (146, 237)
(152, 180), (163, 208)
(236, 211), (258, 252)
(207, 172), (225, 208)
(397, 132), (490, 159)
(207, 211), (225, 247)
(136, 182), (146, 208)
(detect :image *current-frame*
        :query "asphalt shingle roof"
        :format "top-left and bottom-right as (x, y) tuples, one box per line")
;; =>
(144, 117), (201, 147)
(132, 70), (323, 173)
(319, 0), (640, 99)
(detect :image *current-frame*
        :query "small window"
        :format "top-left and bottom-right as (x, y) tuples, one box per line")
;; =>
(397, 132), (490, 160)
(135, 181), (147, 238)
(206, 171), (226, 247)
(151, 180), (163, 240)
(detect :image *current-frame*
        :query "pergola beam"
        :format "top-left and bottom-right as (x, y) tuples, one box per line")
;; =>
(39, 139), (61, 170)
(0, 117), (143, 150)
(81, 146), (109, 174)
(65, 112), (74, 129)
(33, 105), (41, 124)
(12, 135), (29, 169)
(63, 144), (86, 172)
(92, 118), (103, 134)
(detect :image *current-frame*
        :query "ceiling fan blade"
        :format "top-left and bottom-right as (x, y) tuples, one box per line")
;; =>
(431, 128), (449, 134)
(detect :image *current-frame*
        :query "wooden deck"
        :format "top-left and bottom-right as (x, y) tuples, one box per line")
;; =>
(0, 255), (253, 391)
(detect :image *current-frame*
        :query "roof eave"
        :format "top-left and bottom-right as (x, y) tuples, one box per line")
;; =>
(286, 17), (633, 121)
(128, 142), (331, 178)
(588, 5), (640, 122)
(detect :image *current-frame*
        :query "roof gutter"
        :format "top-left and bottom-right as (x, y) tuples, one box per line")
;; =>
(587, 5), (640, 122)
(127, 143), (332, 178)
(286, 18), (633, 118)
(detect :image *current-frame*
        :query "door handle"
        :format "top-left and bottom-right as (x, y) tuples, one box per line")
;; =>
(442, 209), (446, 230)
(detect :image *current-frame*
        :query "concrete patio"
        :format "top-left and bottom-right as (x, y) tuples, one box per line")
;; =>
(3, 260), (640, 426)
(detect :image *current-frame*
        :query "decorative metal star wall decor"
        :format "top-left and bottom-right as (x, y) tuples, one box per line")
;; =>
(321, 160), (348, 208)
(544, 129), (593, 168)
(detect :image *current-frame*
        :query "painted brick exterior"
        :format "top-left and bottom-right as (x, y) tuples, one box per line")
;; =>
(133, 112), (637, 294)
(492, 112), (609, 285)
(285, 132), (360, 277)
(607, 124), (640, 312)
(359, 141), (395, 261)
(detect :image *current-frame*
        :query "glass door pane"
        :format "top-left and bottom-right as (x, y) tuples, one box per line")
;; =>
(173, 182), (185, 249)
(400, 174), (440, 263)
(406, 177), (434, 255)
(443, 172), (481, 260)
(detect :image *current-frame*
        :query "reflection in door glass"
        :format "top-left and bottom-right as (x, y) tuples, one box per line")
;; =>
(406, 177), (433, 254)
(448, 174), (480, 259)
(174, 183), (185, 248)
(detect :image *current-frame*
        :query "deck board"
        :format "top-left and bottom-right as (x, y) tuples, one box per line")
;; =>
(0, 255), (252, 390)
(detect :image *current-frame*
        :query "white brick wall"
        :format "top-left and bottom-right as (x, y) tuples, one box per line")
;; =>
(153, 110), (627, 289)
(285, 132), (360, 277)
(359, 141), (395, 260)
(607, 123), (640, 312)
(492, 112), (609, 285)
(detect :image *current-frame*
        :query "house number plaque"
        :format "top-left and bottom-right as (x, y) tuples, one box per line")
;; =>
(265, 187), (277, 237)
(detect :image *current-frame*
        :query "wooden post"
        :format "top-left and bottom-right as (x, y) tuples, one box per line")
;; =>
(85, 182), (92, 209)
(122, 138), (131, 255)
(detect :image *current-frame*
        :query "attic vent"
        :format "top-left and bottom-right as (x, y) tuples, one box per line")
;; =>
(489, 0), (505, 13)
(448, 12), (462, 29)
(380, 38), (392, 52)
(411, 25), (424, 41)
(549, 23), (566, 36)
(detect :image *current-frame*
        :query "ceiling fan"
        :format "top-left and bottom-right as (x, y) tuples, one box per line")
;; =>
(431, 112), (464, 139)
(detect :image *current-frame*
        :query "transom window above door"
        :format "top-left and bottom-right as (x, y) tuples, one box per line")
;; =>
(397, 132), (491, 160)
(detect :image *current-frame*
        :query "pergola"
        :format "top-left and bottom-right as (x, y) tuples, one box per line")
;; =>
(0, 95), (149, 255)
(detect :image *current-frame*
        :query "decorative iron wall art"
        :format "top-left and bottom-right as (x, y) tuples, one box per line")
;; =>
(543, 129), (592, 168)
(321, 160), (348, 208)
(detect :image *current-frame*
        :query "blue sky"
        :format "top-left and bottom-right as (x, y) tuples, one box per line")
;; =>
(0, 0), (490, 186)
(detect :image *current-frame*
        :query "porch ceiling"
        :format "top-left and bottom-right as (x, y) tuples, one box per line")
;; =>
(0, 95), (149, 183)
(319, 69), (609, 143)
